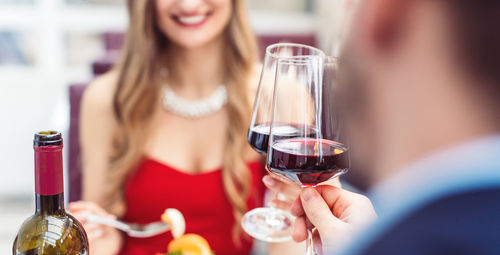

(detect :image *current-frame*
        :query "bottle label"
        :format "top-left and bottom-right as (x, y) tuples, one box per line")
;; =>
(34, 145), (64, 195)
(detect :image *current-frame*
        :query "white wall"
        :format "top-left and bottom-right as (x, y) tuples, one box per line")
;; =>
(0, 0), (128, 196)
(0, 71), (63, 196)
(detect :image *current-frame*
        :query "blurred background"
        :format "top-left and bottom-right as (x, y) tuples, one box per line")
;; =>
(0, 0), (352, 252)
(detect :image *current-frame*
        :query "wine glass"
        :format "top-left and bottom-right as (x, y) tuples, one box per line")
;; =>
(242, 43), (325, 242)
(247, 43), (326, 155)
(267, 56), (349, 254)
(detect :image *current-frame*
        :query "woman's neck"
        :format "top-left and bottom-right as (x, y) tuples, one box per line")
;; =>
(165, 36), (226, 98)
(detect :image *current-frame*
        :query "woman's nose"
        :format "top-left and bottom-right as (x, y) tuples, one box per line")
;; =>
(177, 0), (204, 13)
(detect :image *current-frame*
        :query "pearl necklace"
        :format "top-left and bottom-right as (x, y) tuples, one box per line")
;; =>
(162, 85), (228, 118)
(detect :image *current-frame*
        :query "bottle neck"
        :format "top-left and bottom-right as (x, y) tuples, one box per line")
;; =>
(34, 145), (64, 213)
(35, 193), (65, 214)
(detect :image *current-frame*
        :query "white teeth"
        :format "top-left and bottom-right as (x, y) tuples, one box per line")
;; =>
(178, 15), (206, 25)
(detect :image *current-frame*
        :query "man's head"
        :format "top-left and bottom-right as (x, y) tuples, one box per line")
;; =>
(341, 0), (500, 183)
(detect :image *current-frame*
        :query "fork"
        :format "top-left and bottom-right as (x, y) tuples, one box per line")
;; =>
(85, 213), (170, 238)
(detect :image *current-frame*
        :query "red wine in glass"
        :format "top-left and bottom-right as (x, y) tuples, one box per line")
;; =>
(248, 124), (317, 155)
(268, 138), (349, 186)
(247, 124), (271, 155)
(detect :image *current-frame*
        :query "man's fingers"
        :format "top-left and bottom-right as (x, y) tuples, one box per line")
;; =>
(315, 185), (346, 210)
(323, 177), (342, 188)
(269, 199), (292, 210)
(300, 188), (343, 234)
(291, 196), (304, 217)
(263, 175), (300, 200)
(293, 216), (307, 242)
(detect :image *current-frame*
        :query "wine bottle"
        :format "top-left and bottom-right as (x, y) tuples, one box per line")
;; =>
(13, 131), (89, 255)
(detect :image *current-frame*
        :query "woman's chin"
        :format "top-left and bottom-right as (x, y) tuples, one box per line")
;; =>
(169, 36), (220, 50)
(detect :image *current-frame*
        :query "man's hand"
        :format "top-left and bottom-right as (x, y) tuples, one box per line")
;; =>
(263, 175), (342, 210)
(291, 186), (377, 254)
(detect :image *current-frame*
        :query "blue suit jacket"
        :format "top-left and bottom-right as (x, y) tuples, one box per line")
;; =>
(360, 188), (500, 255)
(341, 136), (500, 255)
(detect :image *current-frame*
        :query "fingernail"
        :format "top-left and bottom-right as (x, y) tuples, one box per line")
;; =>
(263, 176), (275, 187)
(302, 188), (317, 202)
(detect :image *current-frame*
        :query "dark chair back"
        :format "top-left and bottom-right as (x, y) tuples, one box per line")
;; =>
(68, 83), (88, 202)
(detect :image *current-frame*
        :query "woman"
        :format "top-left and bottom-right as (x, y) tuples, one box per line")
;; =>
(69, 0), (303, 254)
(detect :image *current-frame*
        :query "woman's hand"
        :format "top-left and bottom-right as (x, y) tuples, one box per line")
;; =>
(291, 186), (377, 254)
(263, 175), (342, 210)
(69, 201), (123, 255)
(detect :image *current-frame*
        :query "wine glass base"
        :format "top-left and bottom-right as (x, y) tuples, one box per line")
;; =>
(241, 207), (295, 243)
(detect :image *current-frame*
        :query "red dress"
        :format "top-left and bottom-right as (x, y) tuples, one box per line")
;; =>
(120, 158), (266, 255)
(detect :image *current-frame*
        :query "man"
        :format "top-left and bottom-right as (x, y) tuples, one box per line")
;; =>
(291, 0), (500, 254)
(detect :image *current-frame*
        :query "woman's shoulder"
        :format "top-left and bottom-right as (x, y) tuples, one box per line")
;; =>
(81, 70), (119, 125)
(83, 70), (119, 106)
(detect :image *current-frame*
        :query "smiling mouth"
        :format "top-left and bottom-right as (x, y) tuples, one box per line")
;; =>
(173, 13), (211, 27)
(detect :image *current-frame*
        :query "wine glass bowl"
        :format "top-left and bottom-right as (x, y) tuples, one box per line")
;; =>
(268, 138), (349, 186)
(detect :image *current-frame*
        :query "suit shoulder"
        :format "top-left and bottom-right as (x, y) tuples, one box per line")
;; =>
(360, 188), (500, 255)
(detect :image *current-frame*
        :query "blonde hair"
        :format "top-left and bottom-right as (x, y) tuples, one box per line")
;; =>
(104, 0), (258, 242)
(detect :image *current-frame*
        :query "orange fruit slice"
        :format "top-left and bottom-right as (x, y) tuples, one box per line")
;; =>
(167, 234), (211, 255)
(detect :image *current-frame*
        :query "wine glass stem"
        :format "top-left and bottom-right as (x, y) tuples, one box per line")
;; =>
(306, 228), (315, 255)
(303, 185), (317, 255)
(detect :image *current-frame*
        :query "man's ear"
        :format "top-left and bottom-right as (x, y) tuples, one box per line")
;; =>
(358, 0), (413, 54)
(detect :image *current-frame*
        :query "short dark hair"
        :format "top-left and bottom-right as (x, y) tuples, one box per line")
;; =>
(444, 1), (500, 95)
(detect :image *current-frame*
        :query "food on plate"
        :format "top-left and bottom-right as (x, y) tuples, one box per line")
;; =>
(166, 233), (212, 255)
(156, 209), (213, 255)
(161, 208), (186, 238)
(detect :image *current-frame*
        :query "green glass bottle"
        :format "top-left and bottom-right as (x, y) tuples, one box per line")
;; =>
(13, 131), (89, 255)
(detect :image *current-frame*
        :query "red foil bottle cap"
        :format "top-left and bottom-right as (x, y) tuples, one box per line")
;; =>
(34, 131), (64, 196)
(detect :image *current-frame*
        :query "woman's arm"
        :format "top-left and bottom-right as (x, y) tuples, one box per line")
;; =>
(80, 72), (118, 204)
